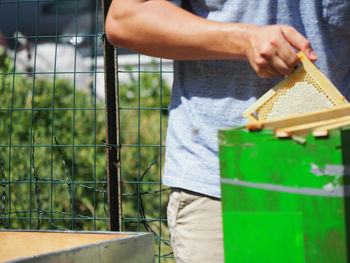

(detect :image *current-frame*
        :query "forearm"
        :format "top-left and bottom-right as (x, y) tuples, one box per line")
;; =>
(105, 0), (317, 77)
(105, 0), (249, 60)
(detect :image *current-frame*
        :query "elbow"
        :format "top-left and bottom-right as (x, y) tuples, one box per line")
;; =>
(105, 5), (135, 48)
(105, 12), (123, 47)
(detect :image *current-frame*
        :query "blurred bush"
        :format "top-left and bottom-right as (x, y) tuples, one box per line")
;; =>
(0, 49), (171, 238)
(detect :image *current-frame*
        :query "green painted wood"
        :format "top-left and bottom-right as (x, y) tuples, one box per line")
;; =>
(219, 127), (350, 263)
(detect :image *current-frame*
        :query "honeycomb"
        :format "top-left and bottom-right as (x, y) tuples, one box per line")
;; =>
(256, 68), (336, 121)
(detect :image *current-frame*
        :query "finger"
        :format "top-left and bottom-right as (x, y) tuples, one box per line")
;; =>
(258, 50), (293, 76)
(282, 26), (318, 61)
(257, 40), (296, 76)
(275, 39), (300, 68)
(255, 61), (283, 78)
(256, 70), (276, 78)
(269, 54), (295, 76)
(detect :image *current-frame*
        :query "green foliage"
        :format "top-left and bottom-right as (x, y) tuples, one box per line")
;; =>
(0, 49), (107, 230)
(0, 48), (172, 244)
(0, 49), (173, 260)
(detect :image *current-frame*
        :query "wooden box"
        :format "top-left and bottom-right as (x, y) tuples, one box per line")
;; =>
(1, 230), (154, 263)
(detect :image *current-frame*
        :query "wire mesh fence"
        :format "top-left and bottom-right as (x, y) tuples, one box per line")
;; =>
(0, 0), (174, 261)
(0, 0), (107, 231)
(116, 52), (174, 261)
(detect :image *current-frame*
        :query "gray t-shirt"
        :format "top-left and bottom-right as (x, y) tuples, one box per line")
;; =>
(163, 0), (350, 198)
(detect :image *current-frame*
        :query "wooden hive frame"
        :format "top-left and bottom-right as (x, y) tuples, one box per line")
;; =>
(243, 52), (348, 123)
(246, 103), (350, 137)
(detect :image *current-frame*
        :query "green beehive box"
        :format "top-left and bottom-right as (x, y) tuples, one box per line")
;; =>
(219, 126), (350, 263)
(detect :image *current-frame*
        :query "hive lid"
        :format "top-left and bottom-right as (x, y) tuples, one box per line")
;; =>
(243, 52), (348, 123)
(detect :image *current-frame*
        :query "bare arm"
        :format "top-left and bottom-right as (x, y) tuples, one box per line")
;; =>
(105, 0), (317, 77)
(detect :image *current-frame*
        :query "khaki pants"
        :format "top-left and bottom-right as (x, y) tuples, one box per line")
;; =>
(167, 188), (224, 263)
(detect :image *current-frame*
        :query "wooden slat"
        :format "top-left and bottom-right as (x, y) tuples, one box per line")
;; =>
(274, 115), (350, 137)
(250, 104), (350, 131)
(298, 52), (347, 105)
(312, 119), (350, 137)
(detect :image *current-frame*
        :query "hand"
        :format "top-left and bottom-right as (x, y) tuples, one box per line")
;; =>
(244, 25), (318, 78)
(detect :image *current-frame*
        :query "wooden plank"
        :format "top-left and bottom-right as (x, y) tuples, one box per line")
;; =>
(243, 113), (258, 123)
(274, 115), (350, 137)
(1, 231), (131, 262)
(312, 119), (350, 137)
(248, 104), (350, 131)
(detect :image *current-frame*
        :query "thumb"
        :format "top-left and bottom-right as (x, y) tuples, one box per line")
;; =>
(282, 26), (318, 61)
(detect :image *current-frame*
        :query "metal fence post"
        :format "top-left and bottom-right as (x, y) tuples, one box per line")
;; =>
(102, 0), (121, 231)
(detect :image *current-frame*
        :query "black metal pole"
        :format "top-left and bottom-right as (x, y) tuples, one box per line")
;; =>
(102, 0), (121, 231)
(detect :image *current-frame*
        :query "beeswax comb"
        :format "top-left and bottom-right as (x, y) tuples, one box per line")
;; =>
(243, 52), (348, 123)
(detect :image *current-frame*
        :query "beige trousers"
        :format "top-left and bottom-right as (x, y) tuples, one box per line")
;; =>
(167, 188), (224, 263)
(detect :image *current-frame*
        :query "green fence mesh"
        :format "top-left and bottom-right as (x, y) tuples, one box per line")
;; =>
(1, 0), (174, 262)
(0, 0), (107, 231)
(116, 52), (173, 261)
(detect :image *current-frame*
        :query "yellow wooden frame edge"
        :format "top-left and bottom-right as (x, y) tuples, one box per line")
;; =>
(257, 104), (350, 130)
(274, 115), (350, 136)
(312, 118), (350, 137)
(297, 51), (347, 105)
(243, 51), (348, 122)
